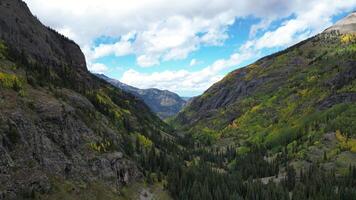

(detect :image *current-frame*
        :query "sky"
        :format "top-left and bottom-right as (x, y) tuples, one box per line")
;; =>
(24, 0), (356, 97)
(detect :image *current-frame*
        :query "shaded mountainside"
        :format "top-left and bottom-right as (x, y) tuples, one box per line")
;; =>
(0, 0), (175, 199)
(0, 0), (86, 72)
(96, 74), (187, 119)
(173, 12), (356, 169)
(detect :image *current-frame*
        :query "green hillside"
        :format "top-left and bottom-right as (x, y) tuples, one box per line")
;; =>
(164, 14), (356, 198)
(173, 32), (356, 156)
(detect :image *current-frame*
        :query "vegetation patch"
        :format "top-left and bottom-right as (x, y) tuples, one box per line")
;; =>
(89, 140), (113, 153)
(0, 41), (6, 59)
(0, 72), (23, 91)
(336, 130), (356, 153)
(137, 134), (153, 149)
(340, 33), (356, 44)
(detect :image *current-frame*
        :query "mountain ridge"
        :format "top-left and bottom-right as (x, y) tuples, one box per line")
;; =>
(174, 12), (356, 132)
(95, 73), (187, 119)
(172, 12), (356, 173)
(0, 0), (86, 72)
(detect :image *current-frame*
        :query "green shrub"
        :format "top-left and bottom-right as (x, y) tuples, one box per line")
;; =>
(137, 134), (153, 149)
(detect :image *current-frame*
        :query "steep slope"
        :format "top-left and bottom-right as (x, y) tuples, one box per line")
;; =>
(96, 74), (187, 119)
(173, 12), (356, 169)
(0, 0), (86, 72)
(0, 0), (174, 199)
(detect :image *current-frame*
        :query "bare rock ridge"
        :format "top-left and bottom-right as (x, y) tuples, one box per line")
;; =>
(324, 12), (356, 34)
(0, 0), (87, 72)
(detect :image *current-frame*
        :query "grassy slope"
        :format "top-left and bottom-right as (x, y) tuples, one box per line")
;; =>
(172, 33), (356, 171)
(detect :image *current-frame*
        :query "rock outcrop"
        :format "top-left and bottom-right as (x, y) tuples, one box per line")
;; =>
(0, 0), (86, 72)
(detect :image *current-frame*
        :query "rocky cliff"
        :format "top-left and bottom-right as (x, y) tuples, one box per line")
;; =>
(0, 0), (173, 199)
(0, 0), (86, 72)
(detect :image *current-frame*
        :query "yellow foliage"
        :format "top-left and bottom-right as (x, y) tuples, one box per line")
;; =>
(137, 134), (153, 149)
(340, 34), (356, 44)
(0, 72), (23, 91)
(336, 130), (356, 153)
(90, 140), (112, 153)
(94, 91), (124, 123)
(95, 92), (111, 105)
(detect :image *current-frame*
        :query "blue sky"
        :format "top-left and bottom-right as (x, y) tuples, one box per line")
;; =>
(24, 0), (356, 97)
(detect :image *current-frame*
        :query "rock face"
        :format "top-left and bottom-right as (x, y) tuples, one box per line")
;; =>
(325, 12), (356, 34)
(0, 0), (86, 72)
(0, 0), (171, 199)
(96, 74), (187, 119)
(0, 89), (141, 198)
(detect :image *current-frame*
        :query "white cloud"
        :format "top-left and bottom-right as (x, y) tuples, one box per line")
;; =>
(93, 41), (132, 58)
(88, 63), (109, 74)
(137, 55), (160, 67)
(245, 0), (356, 51)
(120, 0), (355, 95)
(121, 48), (254, 94)
(23, 0), (356, 95)
(249, 19), (273, 37)
(23, 0), (298, 67)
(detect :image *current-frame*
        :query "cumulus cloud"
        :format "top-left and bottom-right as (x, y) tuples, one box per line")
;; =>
(23, 0), (356, 95)
(249, 19), (273, 38)
(23, 0), (297, 67)
(121, 0), (355, 95)
(88, 63), (109, 74)
(121, 48), (254, 94)
(137, 55), (160, 67)
(245, 0), (356, 51)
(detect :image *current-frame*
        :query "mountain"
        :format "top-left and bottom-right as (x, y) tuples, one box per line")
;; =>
(0, 0), (175, 199)
(172, 12), (356, 169)
(1, 0), (356, 198)
(164, 13), (356, 199)
(95, 74), (187, 119)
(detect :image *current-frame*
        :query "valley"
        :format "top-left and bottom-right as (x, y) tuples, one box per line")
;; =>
(0, 0), (355, 199)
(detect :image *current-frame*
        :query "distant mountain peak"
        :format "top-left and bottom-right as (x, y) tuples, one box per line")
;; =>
(95, 73), (188, 119)
(324, 11), (356, 34)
